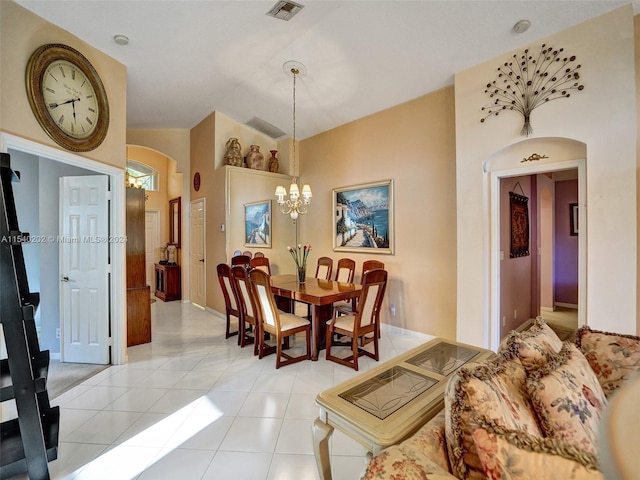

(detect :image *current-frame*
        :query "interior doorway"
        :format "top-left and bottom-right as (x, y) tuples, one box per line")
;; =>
(498, 170), (579, 341)
(1, 132), (127, 365)
(488, 158), (586, 351)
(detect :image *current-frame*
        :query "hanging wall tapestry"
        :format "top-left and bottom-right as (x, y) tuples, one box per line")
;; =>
(510, 190), (530, 258)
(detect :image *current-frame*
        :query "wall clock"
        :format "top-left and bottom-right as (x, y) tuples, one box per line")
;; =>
(193, 172), (201, 191)
(26, 44), (109, 152)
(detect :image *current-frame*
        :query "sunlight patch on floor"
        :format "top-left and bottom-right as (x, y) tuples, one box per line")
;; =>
(71, 396), (221, 479)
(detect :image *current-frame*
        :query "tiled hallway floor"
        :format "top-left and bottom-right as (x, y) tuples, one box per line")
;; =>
(13, 301), (431, 480)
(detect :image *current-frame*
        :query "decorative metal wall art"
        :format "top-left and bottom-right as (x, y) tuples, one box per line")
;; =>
(522, 153), (549, 163)
(481, 44), (584, 136)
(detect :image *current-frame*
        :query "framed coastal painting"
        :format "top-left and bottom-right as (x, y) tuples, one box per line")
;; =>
(332, 179), (394, 254)
(244, 200), (271, 248)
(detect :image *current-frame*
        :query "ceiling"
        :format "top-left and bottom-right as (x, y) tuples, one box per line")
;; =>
(16, 0), (635, 140)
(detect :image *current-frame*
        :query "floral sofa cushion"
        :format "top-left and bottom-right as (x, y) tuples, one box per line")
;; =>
(575, 326), (640, 398)
(444, 353), (542, 480)
(472, 423), (603, 480)
(361, 441), (456, 480)
(400, 410), (451, 473)
(525, 342), (607, 455)
(499, 317), (563, 370)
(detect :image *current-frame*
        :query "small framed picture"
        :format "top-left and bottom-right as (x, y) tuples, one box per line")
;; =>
(244, 200), (271, 247)
(570, 203), (578, 236)
(332, 179), (394, 254)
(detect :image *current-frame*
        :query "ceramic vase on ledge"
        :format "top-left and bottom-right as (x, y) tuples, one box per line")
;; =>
(246, 145), (264, 170)
(297, 266), (306, 284)
(268, 150), (279, 173)
(223, 138), (243, 167)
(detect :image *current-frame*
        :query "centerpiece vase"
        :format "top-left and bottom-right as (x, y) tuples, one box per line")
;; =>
(297, 266), (306, 284)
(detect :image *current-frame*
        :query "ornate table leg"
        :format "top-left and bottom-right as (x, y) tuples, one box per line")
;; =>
(312, 417), (334, 480)
(311, 305), (319, 361)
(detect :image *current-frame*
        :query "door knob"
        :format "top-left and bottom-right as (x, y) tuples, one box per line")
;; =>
(61, 276), (70, 282)
(199, 259), (205, 263)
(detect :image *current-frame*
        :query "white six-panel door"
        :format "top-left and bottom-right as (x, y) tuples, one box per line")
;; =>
(60, 175), (109, 364)
(190, 198), (206, 308)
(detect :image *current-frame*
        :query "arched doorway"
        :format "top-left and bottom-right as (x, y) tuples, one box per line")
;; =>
(484, 138), (587, 350)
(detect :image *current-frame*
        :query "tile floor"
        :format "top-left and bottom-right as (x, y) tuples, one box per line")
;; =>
(9, 301), (431, 480)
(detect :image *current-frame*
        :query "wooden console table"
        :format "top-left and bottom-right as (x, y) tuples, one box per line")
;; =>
(313, 338), (494, 480)
(154, 263), (181, 301)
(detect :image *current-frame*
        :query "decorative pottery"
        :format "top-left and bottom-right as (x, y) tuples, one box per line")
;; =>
(223, 138), (243, 167)
(246, 145), (264, 170)
(268, 150), (279, 173)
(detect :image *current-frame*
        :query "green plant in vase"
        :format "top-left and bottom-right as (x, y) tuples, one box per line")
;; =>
(287, 244), (311, 283)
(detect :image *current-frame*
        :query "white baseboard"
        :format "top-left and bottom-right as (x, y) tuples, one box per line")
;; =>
(381, 323), (435, 341)
(554, 302), (578, 310)
(515, 319), (534, 332)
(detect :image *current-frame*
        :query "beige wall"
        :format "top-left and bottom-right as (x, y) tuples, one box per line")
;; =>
(191, 112), (297, 314)
(456, 6), (638, 345)
(127, 129), (190, 297)
(299, 87), (457, 340)
(0, 1), (127, 168)
(635, 14), (640, 337)
(126, 146), (170, 243)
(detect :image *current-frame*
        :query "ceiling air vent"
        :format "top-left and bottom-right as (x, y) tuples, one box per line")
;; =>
(246, 117), (287, 139)
(266, 1), (304, 21)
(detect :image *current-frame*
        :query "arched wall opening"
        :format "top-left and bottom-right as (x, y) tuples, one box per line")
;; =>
(483, 137), (587, 350)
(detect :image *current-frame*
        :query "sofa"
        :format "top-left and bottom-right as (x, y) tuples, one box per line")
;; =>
(361, 320), (640, 480)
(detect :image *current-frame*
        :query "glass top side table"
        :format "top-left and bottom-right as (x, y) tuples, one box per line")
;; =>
(313, 338), (494, 480)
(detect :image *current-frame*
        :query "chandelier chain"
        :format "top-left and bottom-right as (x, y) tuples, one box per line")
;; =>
(274, 62), (311, 221)
(292, 67), (298, 179)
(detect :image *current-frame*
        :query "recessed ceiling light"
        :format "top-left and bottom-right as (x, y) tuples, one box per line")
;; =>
(513, 19), (531, 34)
(113, 34), (129, 45)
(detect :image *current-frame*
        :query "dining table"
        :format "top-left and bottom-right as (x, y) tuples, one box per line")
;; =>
(270, 274), (362, 361)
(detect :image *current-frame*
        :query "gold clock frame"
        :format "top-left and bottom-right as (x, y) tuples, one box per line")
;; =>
(26, 44), (110, 152)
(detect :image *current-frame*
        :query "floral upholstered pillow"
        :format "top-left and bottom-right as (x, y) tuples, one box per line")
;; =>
(525, 342), (607, 455)
(472, 424), (603, 480)
(361, 442), (455, 480)
(575, 326), (640, 397)
(444, 353), (542, 480)
(499, 317), (563, 370)
(400, 410), (451, 473)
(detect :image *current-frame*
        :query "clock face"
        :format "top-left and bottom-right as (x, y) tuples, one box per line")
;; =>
(193, 172), (201, 191)
(26, 44), (109, 152)
(42, 59), (100, 140)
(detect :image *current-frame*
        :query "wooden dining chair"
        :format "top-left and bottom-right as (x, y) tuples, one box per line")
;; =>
(334, 258), (356, 283)
(250, 256), (271, 274)
(325, 269), (388, 371)
(231, 255), (251, 268)
(315, 256), (333, 280)
(242, 250), (253, 259)
(232, 250), (242, 257)
(336, 260), (386, 315)
(253, 251), (265, 258)
(230, 265), (258, 354)
(217, 263), (239, 339)
(247, 269), (311, 368)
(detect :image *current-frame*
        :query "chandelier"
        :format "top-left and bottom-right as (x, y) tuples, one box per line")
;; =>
(125, 171), (145, 189)
(275, 61), (311, 221)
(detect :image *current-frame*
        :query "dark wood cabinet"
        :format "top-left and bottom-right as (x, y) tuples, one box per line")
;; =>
(126, 188), (151, 346)
(155, 263), (181, 301)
